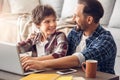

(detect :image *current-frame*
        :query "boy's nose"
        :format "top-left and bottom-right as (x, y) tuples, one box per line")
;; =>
(50, 21), (56, 27)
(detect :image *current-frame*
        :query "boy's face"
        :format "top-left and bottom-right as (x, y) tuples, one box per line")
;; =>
(38, 15), (57, 36)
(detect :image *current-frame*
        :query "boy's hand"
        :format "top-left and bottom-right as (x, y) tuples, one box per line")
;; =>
(20, 56), (38, 63)
(22, 60), (45, 71)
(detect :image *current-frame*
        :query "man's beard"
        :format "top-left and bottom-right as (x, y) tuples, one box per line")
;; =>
(74, 21), (82, 31)
(75, 25), (83, 32)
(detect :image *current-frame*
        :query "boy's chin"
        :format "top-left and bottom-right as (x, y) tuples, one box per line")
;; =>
(48, 31), (56, 35)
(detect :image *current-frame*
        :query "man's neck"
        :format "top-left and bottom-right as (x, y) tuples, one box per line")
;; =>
(84, 23), (99, 36)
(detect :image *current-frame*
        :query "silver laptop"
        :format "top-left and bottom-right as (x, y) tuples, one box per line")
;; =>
(0, 41), (45, 75)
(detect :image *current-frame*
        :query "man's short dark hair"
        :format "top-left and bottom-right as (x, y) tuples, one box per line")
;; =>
(32, 4), (56, 25)
(78, 0), (104, 23)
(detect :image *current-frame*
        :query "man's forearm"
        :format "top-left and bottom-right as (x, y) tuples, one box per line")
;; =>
(43, 55), (80, 68)
(37, 54), (54, 61)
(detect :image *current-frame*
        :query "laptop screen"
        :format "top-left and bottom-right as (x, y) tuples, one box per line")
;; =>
(0, 42), (45, 75)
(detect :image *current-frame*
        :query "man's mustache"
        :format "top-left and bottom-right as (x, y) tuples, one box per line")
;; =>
(74, 22), (82, 32)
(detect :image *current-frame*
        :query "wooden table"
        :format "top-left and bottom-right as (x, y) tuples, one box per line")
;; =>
(0, 68), (119, 80)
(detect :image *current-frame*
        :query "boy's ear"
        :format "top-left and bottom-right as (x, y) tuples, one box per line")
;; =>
(87, 16), (94, 24)
(36, 24), (41, 29)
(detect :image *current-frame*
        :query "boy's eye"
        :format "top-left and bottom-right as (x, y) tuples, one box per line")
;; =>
(53, 19), (56, 22)
(43, 19), (56, 23)
(44, 20), (50, 23)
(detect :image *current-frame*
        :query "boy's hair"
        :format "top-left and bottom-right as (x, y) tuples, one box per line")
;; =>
(32, 4), (56, 25)
(78, 0), (104, 23)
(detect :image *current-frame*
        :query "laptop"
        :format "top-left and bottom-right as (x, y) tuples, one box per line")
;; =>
(0, 41), (45, 75)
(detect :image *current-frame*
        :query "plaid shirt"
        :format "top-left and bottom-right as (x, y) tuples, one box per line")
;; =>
(18, 31), (68, 58)
(67, 25), (117, 74)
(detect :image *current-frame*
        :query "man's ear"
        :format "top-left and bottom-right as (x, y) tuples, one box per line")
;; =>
(87, 16), (93, 24)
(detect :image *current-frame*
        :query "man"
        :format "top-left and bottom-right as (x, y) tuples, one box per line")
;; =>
(22, 0), (116, 74)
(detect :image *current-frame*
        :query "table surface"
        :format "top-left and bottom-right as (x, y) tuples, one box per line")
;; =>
(0, 68), (119, 80)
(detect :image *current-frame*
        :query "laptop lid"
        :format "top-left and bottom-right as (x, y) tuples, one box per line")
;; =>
(0, 42), (44, 75)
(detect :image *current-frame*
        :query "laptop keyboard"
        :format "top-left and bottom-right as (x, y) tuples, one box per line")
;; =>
(24, 69), (34, 73)
(24, 69), (45, 74)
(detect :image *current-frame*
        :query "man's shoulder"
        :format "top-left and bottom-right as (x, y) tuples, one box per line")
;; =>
(68, 28), (83, 36)
(100, 30), (113, 39)
(97, 25), (113, 38)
